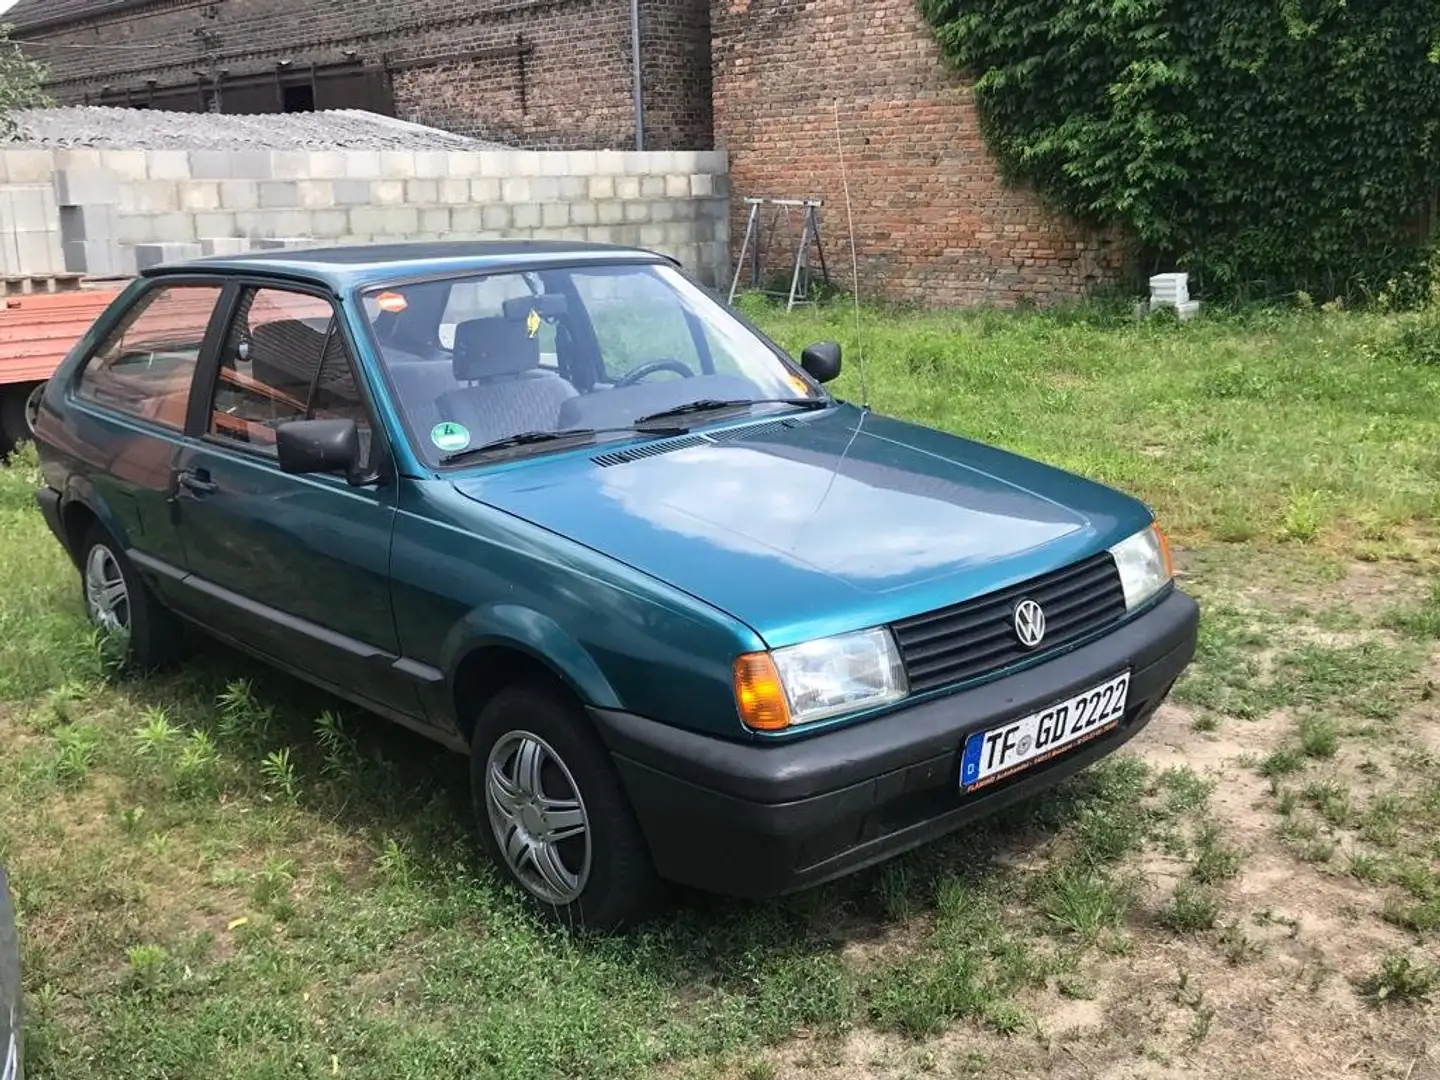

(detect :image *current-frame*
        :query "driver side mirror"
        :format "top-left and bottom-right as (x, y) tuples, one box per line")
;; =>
(276, 418), (365, 483)
(800, 341), (842, 384)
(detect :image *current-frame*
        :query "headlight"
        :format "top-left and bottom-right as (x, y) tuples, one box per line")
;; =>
(734, 626), (908, 731)
(1109, 522), (1174, 610)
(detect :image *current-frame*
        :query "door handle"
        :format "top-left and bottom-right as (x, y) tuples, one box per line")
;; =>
(176, 468), (217, 496)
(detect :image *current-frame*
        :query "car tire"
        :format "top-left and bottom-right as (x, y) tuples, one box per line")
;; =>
(79, 525), (184, 671)
(470, 681), (663, 931)
(0, 383), (37, 457)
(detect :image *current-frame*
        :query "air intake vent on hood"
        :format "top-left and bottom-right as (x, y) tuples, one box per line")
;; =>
(592, 434), (710, 467)
(707, 418), (798, 442)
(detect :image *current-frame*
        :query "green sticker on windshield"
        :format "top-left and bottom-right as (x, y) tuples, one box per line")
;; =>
(430, 421), (470, 453)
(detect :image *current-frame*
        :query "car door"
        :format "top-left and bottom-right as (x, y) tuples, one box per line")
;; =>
(171, 281), (419, 717)
(65, 279), (228, 606)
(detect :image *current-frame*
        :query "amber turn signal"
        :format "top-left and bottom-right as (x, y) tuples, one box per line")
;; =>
(1152, 522), (1175, 579)
(733, 651), (791, 731)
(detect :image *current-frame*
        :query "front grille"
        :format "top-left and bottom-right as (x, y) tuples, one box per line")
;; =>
(891, 551), (1127, 693)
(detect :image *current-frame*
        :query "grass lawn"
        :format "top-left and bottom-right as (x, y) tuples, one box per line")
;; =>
(5, 301), (1440, 1078)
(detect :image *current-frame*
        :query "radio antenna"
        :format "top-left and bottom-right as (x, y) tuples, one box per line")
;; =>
(832, 97), (869, 410)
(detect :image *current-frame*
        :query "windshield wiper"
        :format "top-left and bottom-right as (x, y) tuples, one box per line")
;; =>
(633, 397), (828, 426)
(439, 424), (686, 466)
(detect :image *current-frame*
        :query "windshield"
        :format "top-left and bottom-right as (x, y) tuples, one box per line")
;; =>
(358, 262), (823, 464)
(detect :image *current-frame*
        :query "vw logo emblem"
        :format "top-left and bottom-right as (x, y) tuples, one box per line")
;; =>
(1014, 599), (1046, 648)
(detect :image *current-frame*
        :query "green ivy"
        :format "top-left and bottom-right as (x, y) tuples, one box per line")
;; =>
(916, 0), (1440, 303)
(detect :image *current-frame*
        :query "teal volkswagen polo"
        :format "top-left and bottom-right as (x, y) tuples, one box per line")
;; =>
(32, 242), (1199, 928)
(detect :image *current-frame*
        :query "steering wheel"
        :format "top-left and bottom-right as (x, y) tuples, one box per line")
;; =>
(616, 359), (694, 387)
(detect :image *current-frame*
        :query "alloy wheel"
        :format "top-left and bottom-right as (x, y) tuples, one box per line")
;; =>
(84, 544), (130, 636)
(484, 730), (592, 905)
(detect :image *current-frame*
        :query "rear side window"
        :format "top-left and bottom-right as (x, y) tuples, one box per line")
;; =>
(209, 287), (373, 463)
(75, 283), (223, 429)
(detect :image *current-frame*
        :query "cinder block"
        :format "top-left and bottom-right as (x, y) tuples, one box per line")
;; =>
(597, 200), (624, 225)
(9, 186), (54, 231)
(477, 152), (512, 178)
(2, 149), (55, 184)
(512, 203), (541, 228)
(373, 180), (405, 206)
(671, 198), (700, 222)
(59, 204), (118, 241)
(133, 241), (201, 269)
(179, 182), (222, 211)
(63, 238), (130, 275)
(622, 152), (651, 175)
(566, 151), (598, 176)
(189, 150), (233, 180)
(501, 177), (530, 203)
(480, 204), (510, 231)
(650, 201), (675, 223)
(663, 222), (694, 245)
(199, 237), (252, 257)
(615, 176), (641, 200)
(446, 153), (482, 179)
(613, 224), (643, 246)
(307, 152), (346, 180)
(349, 207), (387, 235)
(470, 178), (501, 204)
(695, 150), (727, 175)
(99, 150), (147, 182)
(537, 153), (569, 177)
(378, 151), (415, 180)
(270, 151), (312, 180)
(53, 167), (121, 206)
(405, 179), (438, 204)
(413, 151), (448, 179)
(439, 179), (469, 205)
(378, 207), (419, 236)
(624, 202), (650, 223)
(150, 213), (199, 242)
(451, 206), (484, 233)
(513, 151), (543, 176)
(671, 151), (700, 173)
(559, 226), (586, 242)
(14, 230), (61, 274)
(690, 173), (714, 198)
(701, 197), (729, 219)
(588, 176), (615, 200)
(557, 176), (586, 202)
(570, 202), (597, 226)
(542, 203), (570, 228)
(640, 176), (666, 199)
(122, 181), (179, 214)
(420, 207), (450, 233)
(297, 181), (335, 209)
(267, 210), (314, 237)
(594, 151), (625, 176)
(586, 225), (615, 244)
(253, 237), (316, 251)
(259, 182), (299, 209)
(531, 177), (560, 203)
(116, 214), (156, 244)
(333, 179), (372, 206)
(310, 209), (348, 237)
(195, 211), (237, 237)
(145, 150), (191, 181)
(638, 224), (666, 248)
(53, 148), (103, 172)
(220, 181), (260, 211)
(664, 174), (690, 198)
(342, 151), (381, 179)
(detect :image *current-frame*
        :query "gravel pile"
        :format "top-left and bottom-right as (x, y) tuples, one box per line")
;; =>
(5, 106), (510, 151)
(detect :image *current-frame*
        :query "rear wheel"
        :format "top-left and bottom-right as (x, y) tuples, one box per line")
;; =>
(470, 682), (662, 931)
(80, 525), (184, 671)
(0, 381), (41, 456)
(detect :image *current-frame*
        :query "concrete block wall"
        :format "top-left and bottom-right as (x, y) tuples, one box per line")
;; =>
(0, 147), (732, 286)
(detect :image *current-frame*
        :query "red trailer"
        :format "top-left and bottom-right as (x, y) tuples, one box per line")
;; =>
(0, 277), (127, 452)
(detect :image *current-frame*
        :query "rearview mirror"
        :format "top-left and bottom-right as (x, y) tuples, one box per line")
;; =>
(800, 340), (842, 383)
(276, 418), (360, 479)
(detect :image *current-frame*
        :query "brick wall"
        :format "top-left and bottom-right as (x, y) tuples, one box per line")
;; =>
(18, 0), (712, 151)
(710, 0), (1124, 306)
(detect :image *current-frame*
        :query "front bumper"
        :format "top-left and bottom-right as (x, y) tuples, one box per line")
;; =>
(592, 587), (1200, 899)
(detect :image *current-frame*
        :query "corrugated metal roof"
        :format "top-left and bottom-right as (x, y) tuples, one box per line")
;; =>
(6, 106), (507, 150)
(5, 0), (141, 32)
(0, 288), (121, 384)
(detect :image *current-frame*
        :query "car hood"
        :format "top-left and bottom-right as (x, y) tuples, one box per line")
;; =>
(450, 404), (1153, 647)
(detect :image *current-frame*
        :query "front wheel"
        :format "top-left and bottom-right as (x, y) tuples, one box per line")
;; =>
(470, 682), (662, 931)
(80, 525), (184, 671)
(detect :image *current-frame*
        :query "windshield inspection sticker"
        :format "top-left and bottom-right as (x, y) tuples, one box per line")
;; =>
(526, 308), (542, 338)
(430, 421), (471, 453)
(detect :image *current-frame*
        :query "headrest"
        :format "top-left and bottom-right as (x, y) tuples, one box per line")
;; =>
(248, 318), (329, 380)
(453, 316), (541, 381)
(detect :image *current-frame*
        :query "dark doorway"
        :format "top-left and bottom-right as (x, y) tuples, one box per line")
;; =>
(282, 84), (315, 112)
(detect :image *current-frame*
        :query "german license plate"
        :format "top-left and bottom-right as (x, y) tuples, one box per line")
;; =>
(959, 671), (1131, 793)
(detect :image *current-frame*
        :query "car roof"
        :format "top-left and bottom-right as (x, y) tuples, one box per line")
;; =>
(142, 240), (671, 291)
